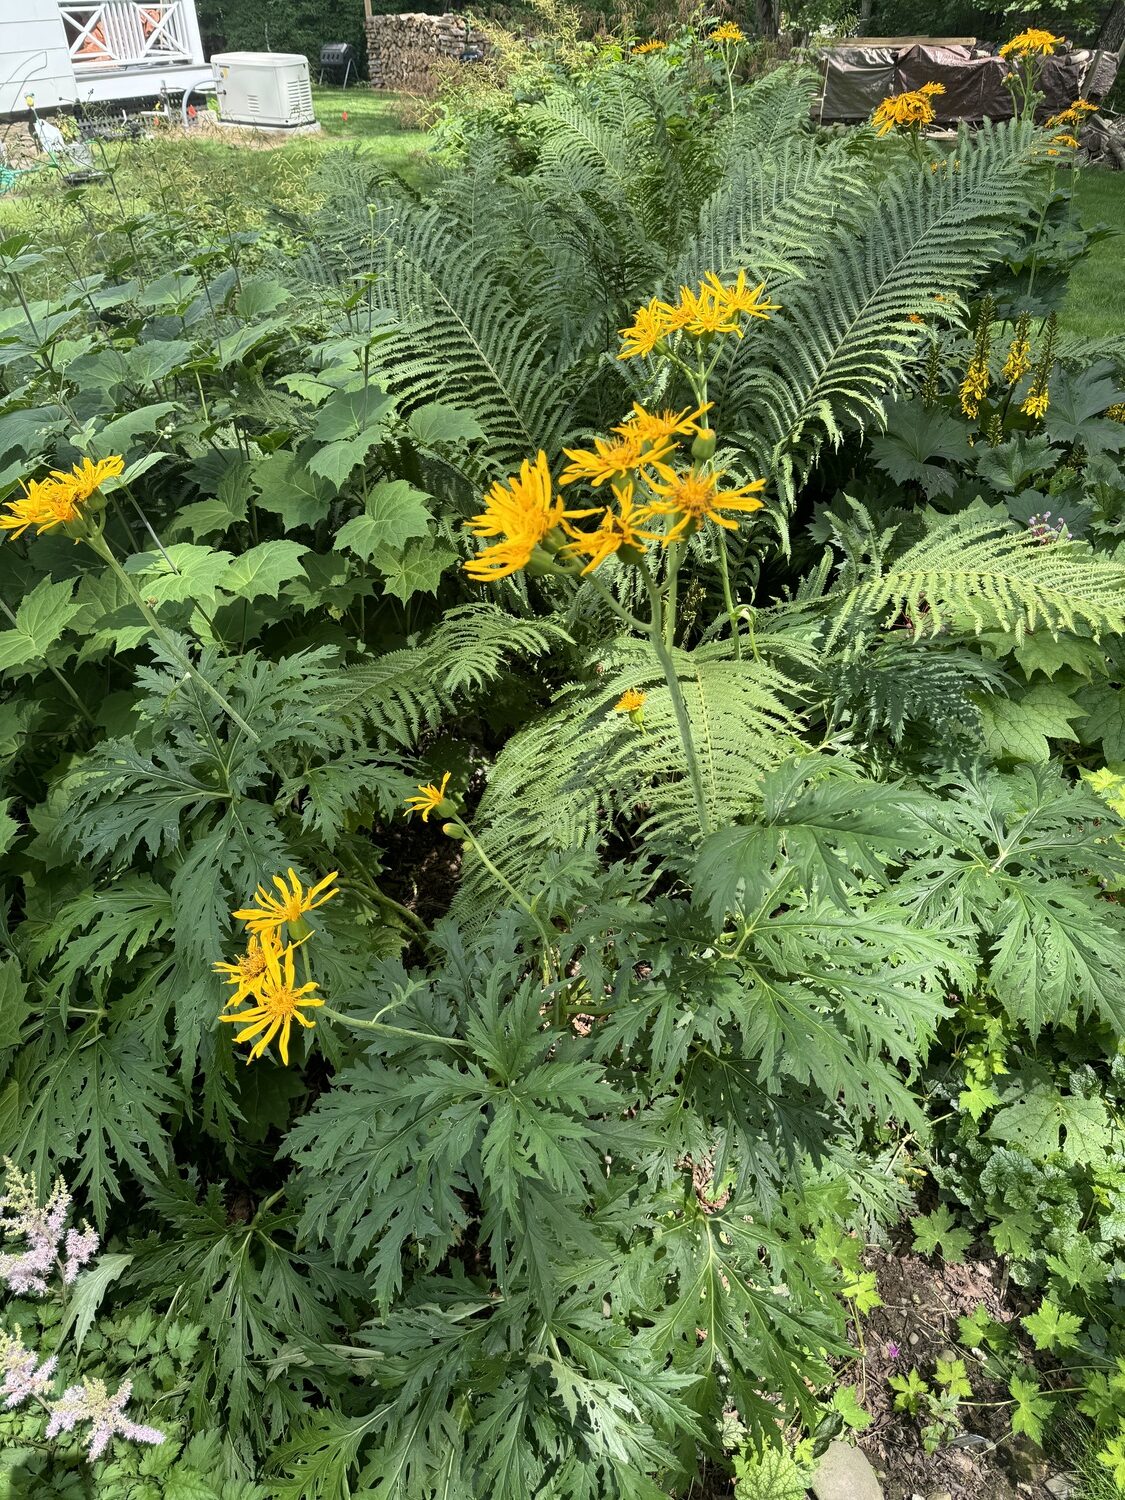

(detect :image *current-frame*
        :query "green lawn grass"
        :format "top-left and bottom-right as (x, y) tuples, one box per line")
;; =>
(1061, 167), (1125, 341)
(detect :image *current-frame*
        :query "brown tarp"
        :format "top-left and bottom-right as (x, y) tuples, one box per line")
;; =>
(816, 42), (1118, 122)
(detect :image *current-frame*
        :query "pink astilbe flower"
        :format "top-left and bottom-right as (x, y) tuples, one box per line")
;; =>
(46, 1377), (165, 1463)
(0, 1328), (57, 1409)
(0, 1161), (70, 1296)
(62, 1226), (99, 1285)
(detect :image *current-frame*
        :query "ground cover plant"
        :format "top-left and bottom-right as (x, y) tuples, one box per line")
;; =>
(0, 27), (1124, 1499)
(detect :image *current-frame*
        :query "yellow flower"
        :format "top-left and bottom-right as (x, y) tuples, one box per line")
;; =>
(1003, 335), (1031, 385)
(214, 931), (284, 1009)
(671, 283), (743, 338)
(633, 39), (666, 53)
(615, 689), (646, 712)
(561, 482), (657, 572)
(1050, 132), (1079, 149)
(1046, 101), (1093, 127)
(710, 21), (745, 42)
(560, 431), (676, 488)
(700, 271), (780, 322)
(464, 451), (593, 579)
(50, 454), (124, 502)
(1107, 404), (1125, 423)
(618, 296), (679, 360)
(1000, 27), (1063, 57)
(908, 313), (924, 324)
(219, 939), (322, 1066)
(645, 467), (766, 542)
(0, 478), (84, 540)
(872, 87), (941, 135)
(613, 401), (712, 446)
(1021, 385), (1050, 420)
(960, 358), (990, 418)
(404, 771), (452, 822)
(232, 868), (339, 937)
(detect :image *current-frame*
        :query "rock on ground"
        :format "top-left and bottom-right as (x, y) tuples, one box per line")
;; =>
(812, 1441), (885, 1500)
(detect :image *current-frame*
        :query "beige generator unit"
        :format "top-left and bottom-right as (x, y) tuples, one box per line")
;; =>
(211, 51), (315, 128)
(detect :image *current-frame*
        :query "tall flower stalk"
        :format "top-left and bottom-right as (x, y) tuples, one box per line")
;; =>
(460, 270), (777, 840)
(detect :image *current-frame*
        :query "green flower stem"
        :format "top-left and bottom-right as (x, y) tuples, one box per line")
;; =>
(715, 531), (741, 660)
(639, 561), (711, 837)
(321, 1004), (470, 1050)
(570, 569), (649, 635)
(0, 596), (96, 726)
(453, 820), (557, 953)
(663, 542), (681, 648)
(83, 528), (261, 744)
(339, 875), (429, 940)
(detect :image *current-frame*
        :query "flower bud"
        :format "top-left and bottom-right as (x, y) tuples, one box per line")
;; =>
(442, 820), (469, 841)
(691, 428), (717, 461)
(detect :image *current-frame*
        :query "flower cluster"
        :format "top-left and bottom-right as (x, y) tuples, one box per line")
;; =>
(46, 1377), (165, 1463)
(1046, 99), (1097, 129)
(1000, 27), (1063, 58)
(0, 1162), (164, 1465)
(1020, 311), (1056, 421)
(1108, 404), (1125, 423)
(0, 455), (123, 541)
(463, 410), (765, 579)
(0, 1160), (98, 1295)
(633, 39), (666, 54)
(710, 21), (745, 43)
(871, 82), (945, 137)
(217, 870), (337, 1065)
(1002, 313), (1032, 386)
(617, 271), (779, 360)
(960, 298), (995, 419)
(1028, 510), (1071, 544)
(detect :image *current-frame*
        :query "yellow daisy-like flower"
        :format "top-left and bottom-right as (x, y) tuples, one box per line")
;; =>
(1107, 404), (1125, 423)
(561, 482), (657, 573)
(232, 868), (339, 937)
(671, 283), (743, 339)
(0, 478), (85, 540)
(701, 271), (780, 322)
(633, 39), (666, 53)
(960, 358), (990, 418)
(1021, 385), (1050, 420)
(1000, 27), (1063, 57)
(711, 21), (745, 42)
(1050, 132), (1080, 149)
(618, 296), (679, 360)
(908, 313), (924, 324)
(615, 689), (646, 712)
(214, 931), (283, 1009)
(560, 431), (676, 488)
(404, 771), (452, 822)
(50, 454), (124, 502)
(613, 401), (712, 446)
(872, 86), (942, 136)
(1046, 100), (1095, 127)
(219, 940), (323, 1066)
(645, 467), (766, 542)
(1003, 335), (1031, 385)
(464, 451), (594, 579)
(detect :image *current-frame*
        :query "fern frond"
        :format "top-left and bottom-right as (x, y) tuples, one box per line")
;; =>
(827, 505), (1125, 646)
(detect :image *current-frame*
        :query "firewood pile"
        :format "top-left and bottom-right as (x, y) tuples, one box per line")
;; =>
(1082, 111), (1125, 169)
(365, 13), (489, 91)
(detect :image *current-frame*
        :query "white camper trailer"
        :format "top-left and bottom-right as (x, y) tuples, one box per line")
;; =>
(1, 0), (210, 114)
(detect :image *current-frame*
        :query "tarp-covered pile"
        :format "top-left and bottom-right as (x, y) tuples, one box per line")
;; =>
(815, 40), (1119, 122)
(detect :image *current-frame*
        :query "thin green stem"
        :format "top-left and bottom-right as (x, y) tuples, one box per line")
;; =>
(663, 542), (681, 649)
(321, 1004), (469, 1050)
(575, 570), (649, 634)
(0, 596), (96, 725)
(84, 530), (260, 743)
(715, 532), (741, 660)
(639, 562), (711, 836)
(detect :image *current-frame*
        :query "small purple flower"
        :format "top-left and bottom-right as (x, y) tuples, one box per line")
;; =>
(886, 1341), (901, 1359)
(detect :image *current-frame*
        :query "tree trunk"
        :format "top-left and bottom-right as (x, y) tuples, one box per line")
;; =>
(755, 0), (780, 40)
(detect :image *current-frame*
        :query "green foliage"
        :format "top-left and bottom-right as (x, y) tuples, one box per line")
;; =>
(0, 30), (1123, 1499)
